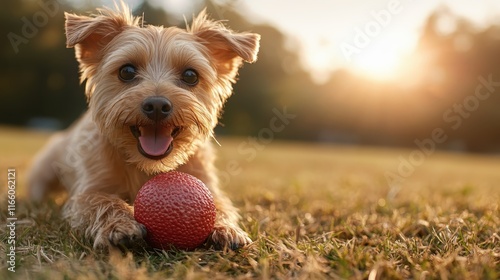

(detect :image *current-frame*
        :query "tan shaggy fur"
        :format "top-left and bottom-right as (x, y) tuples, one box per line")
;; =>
(27, 2), (260, 250)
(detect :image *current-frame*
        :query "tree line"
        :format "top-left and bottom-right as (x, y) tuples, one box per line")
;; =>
(1, 1), (500, 152)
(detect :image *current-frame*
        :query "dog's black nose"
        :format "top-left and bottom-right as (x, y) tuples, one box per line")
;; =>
(141, 96), (173, 121)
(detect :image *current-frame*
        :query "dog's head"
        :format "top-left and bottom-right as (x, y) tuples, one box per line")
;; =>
(65, 3), (260, 174)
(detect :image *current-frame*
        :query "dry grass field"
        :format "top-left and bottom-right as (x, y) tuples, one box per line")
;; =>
(0, 126), (499, 279)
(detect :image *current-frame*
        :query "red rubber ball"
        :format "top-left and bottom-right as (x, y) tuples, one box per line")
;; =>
(134, 171), (216, 250)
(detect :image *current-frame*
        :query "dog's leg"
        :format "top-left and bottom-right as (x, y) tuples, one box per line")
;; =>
(178, 142), (252, 250)
(209, 194), (253, 250)
(64, 191), (146, 249)
(27, 133), (67, 202)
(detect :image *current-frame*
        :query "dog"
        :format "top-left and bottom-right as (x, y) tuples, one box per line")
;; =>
(27, 2), (260, 250)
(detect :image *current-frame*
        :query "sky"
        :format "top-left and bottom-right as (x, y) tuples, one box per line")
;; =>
(96, 0), (500, 83)
(238, 0), (500, 83)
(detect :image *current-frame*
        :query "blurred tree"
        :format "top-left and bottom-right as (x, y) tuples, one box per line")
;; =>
(1, 1), (500, 152)
(286, 8), (500, 152)
(0, 0), (84, 128)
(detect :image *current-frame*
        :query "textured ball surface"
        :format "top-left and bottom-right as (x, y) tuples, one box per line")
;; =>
(134, 171), (216, 250)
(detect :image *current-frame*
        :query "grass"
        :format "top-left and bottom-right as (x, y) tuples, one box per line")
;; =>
(0, 126), (499, 279)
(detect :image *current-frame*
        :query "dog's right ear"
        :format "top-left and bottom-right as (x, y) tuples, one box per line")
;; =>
(65, 5), (139, 67)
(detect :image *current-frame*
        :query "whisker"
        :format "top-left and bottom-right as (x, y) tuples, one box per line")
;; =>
(106, 96), (136, 128)
(179, 110), (187, 125)
(122, 110), (135, 128)
(212, 135), (221, 147)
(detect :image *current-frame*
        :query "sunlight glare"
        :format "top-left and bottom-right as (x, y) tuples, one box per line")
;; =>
(348, 34), (417, 81)
(351, 46), (403, 81)
(299, 33), (417, 83)
(304, 50), (335, 84)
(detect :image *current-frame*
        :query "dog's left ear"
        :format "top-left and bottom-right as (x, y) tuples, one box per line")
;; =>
(189, 10), (260, 80)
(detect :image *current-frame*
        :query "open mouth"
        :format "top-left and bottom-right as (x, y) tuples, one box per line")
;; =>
(130, 125), (181, 160)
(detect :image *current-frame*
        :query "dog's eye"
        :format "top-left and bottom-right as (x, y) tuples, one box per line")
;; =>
(119, 64), (137, 82)
(181, 69), (198, 86)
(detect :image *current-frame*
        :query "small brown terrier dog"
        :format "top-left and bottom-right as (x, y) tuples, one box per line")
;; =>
(27, 2), (260, 250)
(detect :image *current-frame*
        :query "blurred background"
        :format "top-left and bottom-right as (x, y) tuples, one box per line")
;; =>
(2, 0), (500, 153)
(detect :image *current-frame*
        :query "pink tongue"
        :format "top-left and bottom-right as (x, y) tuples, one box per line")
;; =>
(138, 126), (173, 156)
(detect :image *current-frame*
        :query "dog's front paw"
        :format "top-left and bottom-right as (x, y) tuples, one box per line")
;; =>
(208, 224), (252, 250)
(93, 217), (147, 249)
